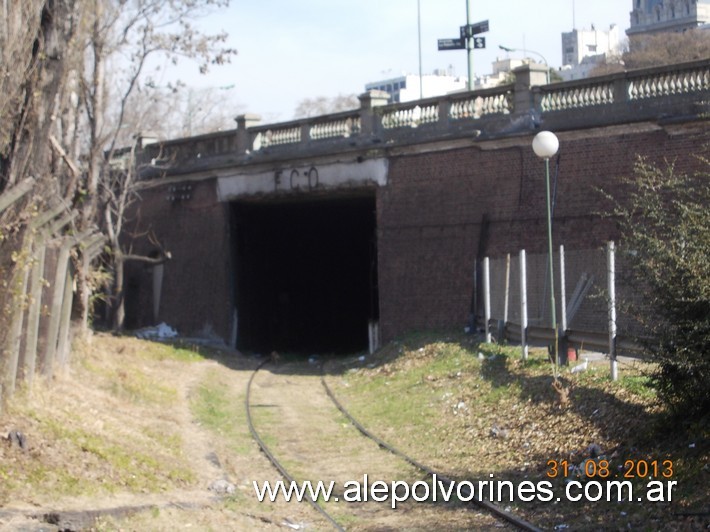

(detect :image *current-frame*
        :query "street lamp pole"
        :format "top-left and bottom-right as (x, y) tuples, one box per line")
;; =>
(532, 131), (560, 369)
(499, 45), (550, 84)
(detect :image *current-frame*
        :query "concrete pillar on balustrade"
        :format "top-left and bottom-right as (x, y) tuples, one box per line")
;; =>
(358, 90), (390, 138)
(235, 114), (262, 154)
(512, 63), (550, 117)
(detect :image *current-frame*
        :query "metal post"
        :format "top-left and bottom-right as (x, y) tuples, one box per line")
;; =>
(608, 241), (618, 380)
(558, 244), (569, 365)
(465, 0), (474, 90)
(503, 253), (511, 324)
(483, 256), (491, 343)
(520, 250), (528, 360)
(544, 158), (557, 367)
(559, 244), (567, 333)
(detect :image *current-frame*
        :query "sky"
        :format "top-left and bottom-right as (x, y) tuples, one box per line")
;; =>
(173, 0), (633, 123)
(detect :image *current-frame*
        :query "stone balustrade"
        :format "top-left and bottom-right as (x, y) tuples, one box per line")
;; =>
(139, 59), (709, 176)
(627, 61), (709, 100)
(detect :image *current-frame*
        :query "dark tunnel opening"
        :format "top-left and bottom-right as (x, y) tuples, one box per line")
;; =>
(231, 194), (378, 355)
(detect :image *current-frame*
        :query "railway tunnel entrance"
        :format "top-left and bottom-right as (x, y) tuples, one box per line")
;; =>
(231, 193), (378, 355)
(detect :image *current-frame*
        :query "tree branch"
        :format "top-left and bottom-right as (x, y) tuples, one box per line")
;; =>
(117, 251), (172, 265)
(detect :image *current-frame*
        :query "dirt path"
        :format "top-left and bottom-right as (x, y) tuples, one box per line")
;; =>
(247, 362), (503, 530)
(0, 337), (509, 530)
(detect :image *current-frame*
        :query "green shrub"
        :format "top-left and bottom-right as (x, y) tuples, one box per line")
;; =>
(606, 153), (710, 420)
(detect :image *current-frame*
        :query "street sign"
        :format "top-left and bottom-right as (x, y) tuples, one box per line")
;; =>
(473, 37), (486, 49)
(460, 19), (490, 38)
(438, 38), (465, 51)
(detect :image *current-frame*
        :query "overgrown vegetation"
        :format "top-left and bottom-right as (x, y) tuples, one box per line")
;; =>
(330, 333), (708, 530)
(603, 154), (710, 421)
(0, 335), (203, 505)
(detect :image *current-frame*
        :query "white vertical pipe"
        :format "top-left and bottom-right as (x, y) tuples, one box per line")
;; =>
(374, 321), (380, 351)
(608, 241), (618, 381)
(483, 257), (491, 343)
(559, 244), (567, 333)
(520, 250), (528, 360)
(503, 253), (511, 324)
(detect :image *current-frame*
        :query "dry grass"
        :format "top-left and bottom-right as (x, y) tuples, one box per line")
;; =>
(1, 331), (706, 530)
(0, 334), (203, 506)
(327, 332), (709, 530)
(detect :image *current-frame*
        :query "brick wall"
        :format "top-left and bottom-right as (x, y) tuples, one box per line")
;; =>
(376, 124), (708, 341)
(124, 177), (231, 339)
(123, 122), (707, 346)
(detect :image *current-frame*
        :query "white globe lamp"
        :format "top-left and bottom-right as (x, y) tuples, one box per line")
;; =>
(532, 131), (559, 159)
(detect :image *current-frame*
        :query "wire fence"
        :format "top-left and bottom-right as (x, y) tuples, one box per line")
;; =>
(481, 242), (647, 379)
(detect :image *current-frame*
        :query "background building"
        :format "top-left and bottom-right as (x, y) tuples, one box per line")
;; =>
(627, 0), (710, 36)
(365, 71), (468, 104)
(559, 24), (623, 81)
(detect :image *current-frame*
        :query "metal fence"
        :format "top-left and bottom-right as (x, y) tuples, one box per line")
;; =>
(481, 242), (646, 379)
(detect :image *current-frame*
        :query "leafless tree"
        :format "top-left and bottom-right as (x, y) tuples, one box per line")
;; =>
(590, 29), (710, 76)
(293, 93), (359, 119)
(69, 0), (237, 330)
(0, 0), (82, 388)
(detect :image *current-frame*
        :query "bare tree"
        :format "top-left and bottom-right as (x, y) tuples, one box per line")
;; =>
(624, 29), (710, 69)
(590, 29), (710, 76)
(1, 0), (83, 391)
(1, 0), (78, 192)
(68, 0), (237, 330)
(135, 83), (245, 138)
(293, 93), (359, 119)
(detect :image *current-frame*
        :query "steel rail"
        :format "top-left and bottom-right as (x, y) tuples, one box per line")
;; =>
(320, 362), (543, 532)
(245, 361), (345, 531)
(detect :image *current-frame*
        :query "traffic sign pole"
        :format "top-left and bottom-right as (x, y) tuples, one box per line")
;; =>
(436, 3), (489, 88)
(466, 0), (474, 90)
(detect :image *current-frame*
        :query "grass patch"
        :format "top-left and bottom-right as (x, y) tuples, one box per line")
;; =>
(108, 369), (178, 405)
(0, 334), (202, 505)
(617, 374), (656, 398)
(328, 332), (705, 530)
(190, 368), (252, 455)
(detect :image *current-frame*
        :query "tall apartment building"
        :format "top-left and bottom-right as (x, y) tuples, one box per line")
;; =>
(561, 25), (622, 67)
(627, 0), (710, 36)
(559, 24), (622, 81)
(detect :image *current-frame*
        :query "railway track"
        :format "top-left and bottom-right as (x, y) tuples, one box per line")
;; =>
(245, 359), (542, 531)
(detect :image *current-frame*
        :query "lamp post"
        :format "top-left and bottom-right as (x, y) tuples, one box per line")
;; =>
(499, 45), (550, 84)
(532, 130), (559, 368)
